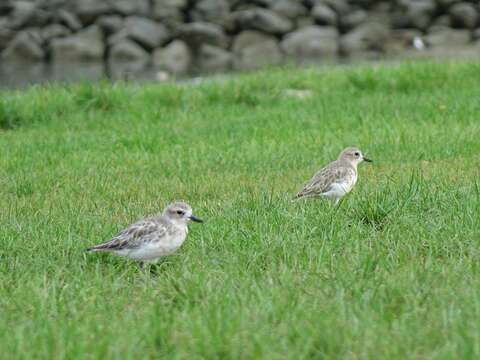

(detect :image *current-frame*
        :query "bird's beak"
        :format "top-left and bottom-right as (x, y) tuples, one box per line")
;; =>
(363, 156), (372, 163)
(189, 215), (204, 223)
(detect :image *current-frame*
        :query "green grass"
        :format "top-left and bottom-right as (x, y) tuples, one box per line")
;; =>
(1, 61), (480, 359)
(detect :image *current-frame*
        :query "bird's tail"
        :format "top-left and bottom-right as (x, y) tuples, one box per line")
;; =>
(85, 245), (109, 252)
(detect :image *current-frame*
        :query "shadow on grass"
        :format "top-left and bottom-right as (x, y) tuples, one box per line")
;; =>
(0, 98), (25, 130)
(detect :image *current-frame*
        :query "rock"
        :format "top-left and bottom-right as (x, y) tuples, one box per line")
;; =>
(108, 60), (149, 81)
(391, 0), (436, 30)
(73, 0), (112, 23)
(41, 24), (71, 41)
(2, 31), (45, 61)
(232, 30), (282, 70)
(153, 40), (192, 74)
(177, 22), (229, 49)
(107, 29), (128, 47)
(425, 28), (471, 47)
(310, 0), (350, 16)
(112, 0), (150, 16)
(0, 28), (14, 50)
(312, 4), (337, 26)
(152, 0), (186, 26)
(191, 0), (231, 26)
(124, 16), (170, 49)
(50, 25), (104, 62)
(340, 10), (368, 31)
(198, 44), (232, 72)
(0, 2), (12, 14)
(96, 15), (124, 35)
(296, 16), (315, 28)
(8, 1), (50, 29)
(449, 2), (478, 29)
(281, 26), (338, 63)
(473, 28), (480, 41)
(339, 22), (389, 56)
(269, 0), (308, 20)
(431, 15), (451, 28)
(153, 0), (187, 9)
(436, 0), (461, 9)
(232, 8), (293, 35)
(109, 39), (150, 62)
(56, 10), (82, 31)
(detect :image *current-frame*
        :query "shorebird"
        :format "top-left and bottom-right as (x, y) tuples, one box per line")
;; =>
(86, 202), (203, 270)
(293, 147), (372, 204)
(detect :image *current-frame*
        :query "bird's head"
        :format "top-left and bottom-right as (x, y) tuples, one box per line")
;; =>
(338, 147), (372, 166)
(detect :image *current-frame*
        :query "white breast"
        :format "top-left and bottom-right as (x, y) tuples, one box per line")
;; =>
(117, 229), (188, 261)
(322, 171), (357, 201)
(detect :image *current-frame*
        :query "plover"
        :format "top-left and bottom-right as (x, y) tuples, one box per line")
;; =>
(294, 147), (372, 204)
(87, 202), (203, 269)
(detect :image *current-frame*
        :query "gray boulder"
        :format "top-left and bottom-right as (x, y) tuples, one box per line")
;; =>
(8, 1), (50, 29)
(449, 3), (478, 29)
(312, 4), (337, 26)
(269, 0), (308, 20)
(177, 22), (229, 49)
(109, 39), (150, 62)
(191, 0), (231, 26)
(107, 30), (128, 47)
(153, 40), (192, 74)
(198, 44), (232, 72)
(339, 22), (389, 56)
(50, 25), (104, 62)
(431, 15), (451, 28)
(296, 16), (315, 28)
(0, 3), (12, 14)
(310, 0), (350, 16)
(232, 8), (293, 35)
(152, 0), (186, 26)
(281, 26), (338, 63)
(232, 30), (282, 70)
(473, 28), (480, 41)
(73, 0), (112, 22)
(0, 28), (15, 50)
(112, 0), (149, 16)
(436, 0), (462, 9)
(96, 15), (124, 35)
(56, 10), (82, 31)
(41, 24), (71, 41)
(425, 28), (471, 47)
(391, 0), (436, 30)
(2, 30), (45, 61)
(124, 16), (170, 49)
(340, 10), (368, 31)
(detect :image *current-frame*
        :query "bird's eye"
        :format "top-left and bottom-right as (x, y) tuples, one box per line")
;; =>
(354, 152), (360, 156)
(176, 210), (184, 215)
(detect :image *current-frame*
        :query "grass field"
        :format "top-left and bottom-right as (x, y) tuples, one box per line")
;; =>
(1, 61), (479, 359)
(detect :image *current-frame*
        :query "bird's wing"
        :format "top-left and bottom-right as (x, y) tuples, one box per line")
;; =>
(88, 218), (168, 252)
(296, 163), (355, 199)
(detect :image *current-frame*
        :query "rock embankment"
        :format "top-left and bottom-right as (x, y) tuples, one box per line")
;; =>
(1, 0), (479, 74)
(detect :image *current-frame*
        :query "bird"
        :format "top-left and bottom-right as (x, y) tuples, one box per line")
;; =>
(293, 147), (372, 204)
(86, 202), (203, 270)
